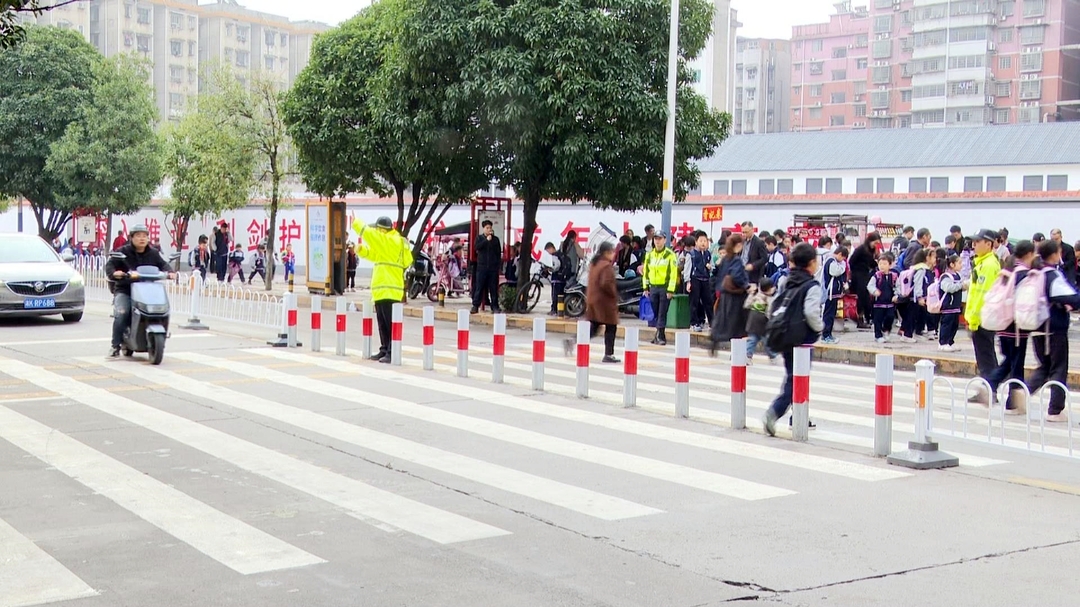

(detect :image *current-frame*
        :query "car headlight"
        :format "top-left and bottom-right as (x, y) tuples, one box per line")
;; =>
(69, 273), (83, 287)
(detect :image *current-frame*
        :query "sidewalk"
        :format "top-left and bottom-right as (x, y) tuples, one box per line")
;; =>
(401, 296), (1080, 388)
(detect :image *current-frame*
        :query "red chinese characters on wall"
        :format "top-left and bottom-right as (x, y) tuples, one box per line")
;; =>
(278, 218), (302, 250)
(559, 221), (590, 244)
(513, 226), (544, 260)
(247, 219), (269, 251)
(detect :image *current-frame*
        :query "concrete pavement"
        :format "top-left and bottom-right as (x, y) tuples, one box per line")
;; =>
(1, 304), (1079, 606)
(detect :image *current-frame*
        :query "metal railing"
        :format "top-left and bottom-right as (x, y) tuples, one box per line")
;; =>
(74, 255), (281, 328)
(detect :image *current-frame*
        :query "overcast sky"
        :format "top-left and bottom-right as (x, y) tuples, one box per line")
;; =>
(223, 0), (840, 39)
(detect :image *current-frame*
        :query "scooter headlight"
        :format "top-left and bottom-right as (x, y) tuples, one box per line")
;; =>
(143, 304), (168, 314)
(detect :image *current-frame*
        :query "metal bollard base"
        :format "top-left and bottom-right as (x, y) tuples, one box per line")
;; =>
(181, 318), (210, 331)
(887, 440), (959, 470)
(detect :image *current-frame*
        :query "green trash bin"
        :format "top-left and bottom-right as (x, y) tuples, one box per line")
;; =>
(666, 293), (691, 330)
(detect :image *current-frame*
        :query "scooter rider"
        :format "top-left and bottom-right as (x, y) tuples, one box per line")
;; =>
(105, 224), (175, 357)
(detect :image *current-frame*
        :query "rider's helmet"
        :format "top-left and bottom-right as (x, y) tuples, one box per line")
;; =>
(129, 224), (149, 238)
(375, 216), (394, 230)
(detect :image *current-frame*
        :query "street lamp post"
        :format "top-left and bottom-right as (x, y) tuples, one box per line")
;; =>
(660, 0), (680, 238)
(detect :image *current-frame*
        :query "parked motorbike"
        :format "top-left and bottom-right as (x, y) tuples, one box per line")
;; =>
(563, 273), (643, 318)
(407, 250), (433, 300)
(109, 252), (174, 365)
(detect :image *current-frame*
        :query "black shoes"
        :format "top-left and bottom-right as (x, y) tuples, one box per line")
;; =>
(601, 356), (620, 364)
(108, 346), (120, 358)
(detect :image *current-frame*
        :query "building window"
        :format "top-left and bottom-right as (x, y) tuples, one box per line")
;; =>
(948, 80), (982, 97)
(856, 178), (874, 193)
(1023, 175), (1044, 191)
(170, 12), (182, 30)
(949, 55), (984, 69)
(1023, 0), (1046, 17)
(994, 108), (1010, 124)
(189, 41), (196, 57)
(857, 58), (868, 69)
(995, 81), (1011, 97)
(872, 66), (891, 84)
(1018, 107), (1040, 123)
(806, 178), (823, 194)
(1020, 80), (1042, 100)
(1020, 25), (1044, 45)
(855, 104), (867, 117)
(877, 178), (895, 194)
(281, 33), (288, 46)
(832, 69), (846, 81)
(136, 34), (150, 53)
(913, 109), (946, 125)
(809, 107), (823, 119)
(930, 177), (949, 193)
(1020, 52), (1043, 72)
(809, 61), (823, 75)
(759, 179), (775, 195)
(778, 179), (794, 195)
(964, 176), (984, 192)
(236, 50), (250, 67)
(872, 40), (892, 59)
(265, 31), (276, 47)
(224, 48), (234, 61)
(137, 6), (150, 24)
(809, 84), (823, 97)
(169, 64), (183, 83)
(914, 84), (946, 98)
(123, 31), (134, 47)
(833, 47), (847, 59)
(237, 27), (248, 44)
(949, 26), (988, 43)
(170, 39), (183, 57)
(713, 180), (729, 195)
(188, 68), (196, 84)
(1048, 175), (1069, 191)
(901, 89), (912, 102)
(265, 56), (275, 70)
(830, 115), (845, 127)
(986, 176), (1007, 191)
(871, 90), (890, 108)
(732, 180), (747, 195)
(856, 34), (868, 48)
(124, 2), (133, 18)
(830, 92), (846, 104)
(812, 39), (823, 52)
(909, 177), (927, 193)
(188, 15), (196, 30)
(915, 30), (947, 47)
(999, 1), (1015, 18)
(999, 56), (1012, 70)
(874, 14), (892, 33)
(1000, 28), (1013, 43)
(825, 178), (843, 194)
(226, 23), (234, 37)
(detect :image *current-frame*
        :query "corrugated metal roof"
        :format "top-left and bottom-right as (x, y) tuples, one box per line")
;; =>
(696, 122), (1080, 173)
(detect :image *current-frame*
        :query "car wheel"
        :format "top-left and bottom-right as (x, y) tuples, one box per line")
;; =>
(62, 312), (83, 323)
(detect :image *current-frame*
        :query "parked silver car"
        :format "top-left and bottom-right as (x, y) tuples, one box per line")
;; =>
(0, 233), (85, 322)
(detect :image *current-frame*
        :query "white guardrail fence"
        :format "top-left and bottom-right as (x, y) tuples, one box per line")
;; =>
(73, 255), (282, 329)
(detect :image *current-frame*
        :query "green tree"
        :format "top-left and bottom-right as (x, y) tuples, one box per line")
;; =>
(0, 0), (78, 50)
(401, 0), (729, 300)
(283, 0), (491, 258)
(46, 53), (164, 239)
(204, 65), (293, 289)
(0, 25), (98, 239)
(162, 105), (256, 271)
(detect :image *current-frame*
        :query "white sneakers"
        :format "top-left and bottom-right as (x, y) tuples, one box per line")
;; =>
(938, 344), (959, 352)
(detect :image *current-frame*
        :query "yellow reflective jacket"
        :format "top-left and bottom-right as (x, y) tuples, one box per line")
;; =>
(642, 248), (678, 293)
(965, 251), (1001, 331)
(353, 219), (413, 302)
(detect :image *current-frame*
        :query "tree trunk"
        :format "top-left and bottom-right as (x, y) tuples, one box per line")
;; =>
(265, 158), (281, 291)
(167, 215), (190, 272)
(515, 190), (541, 311)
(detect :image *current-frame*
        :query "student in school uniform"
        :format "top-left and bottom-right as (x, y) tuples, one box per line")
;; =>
(1029, 240), (1080, 422)
(937, 254), (964, 352)
(820, 246), (848, 345)
(868, 253), (898, 343)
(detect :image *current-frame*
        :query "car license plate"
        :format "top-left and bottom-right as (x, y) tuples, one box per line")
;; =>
(23, 298), (56, 309)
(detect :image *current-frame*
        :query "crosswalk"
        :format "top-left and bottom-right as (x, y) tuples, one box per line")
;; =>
(0, 338), (1039, 605)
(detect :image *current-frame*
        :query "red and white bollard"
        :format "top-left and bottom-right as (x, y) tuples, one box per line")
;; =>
(391, 303), (403, 366)
(531, 318), (545, 391)
(575, 320), (590, 398)
(361, 302), (373, 359)
(792, 346), (812, 442)
(422, 306), (435, 371)
(335, 297), (347, 356)
(456, 309), (469, 378)
(730, 337), (748, 429)
(874, 354), (894, 457)
(492, 314), (506, 384)
(310, 295), (323, 353)
(675, 332), (690, 418)
(623, 327), (639, 408)
(286, 292), (298, 348)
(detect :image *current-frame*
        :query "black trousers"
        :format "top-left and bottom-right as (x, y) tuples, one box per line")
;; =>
(649, 288), (671, 333)
(1030, 333), (1070, 414)
(375, 299), (394, 357)
(970, 328), (999, 381)
(689, 278), (713, 326)
(472, 268), (500, 311)
(938, 313), (960, 346)
(853, 274), (872, 324)
(590, 321), (617, 357)
(347, 270), (356, 288)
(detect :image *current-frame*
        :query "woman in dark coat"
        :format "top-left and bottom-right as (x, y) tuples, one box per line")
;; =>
(849, 231), (882, 328)
(584, 241), (620, 363)
(711, 233), (750, 342)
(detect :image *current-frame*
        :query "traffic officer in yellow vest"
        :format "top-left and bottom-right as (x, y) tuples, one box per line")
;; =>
(642, 231), (678, 346)
(353, 216), (414, 363)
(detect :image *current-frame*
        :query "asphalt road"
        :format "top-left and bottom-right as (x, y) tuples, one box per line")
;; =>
(2, 303), (1080, 607)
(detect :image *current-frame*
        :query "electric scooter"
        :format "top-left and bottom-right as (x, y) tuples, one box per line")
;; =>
(109, 252), (173, 365)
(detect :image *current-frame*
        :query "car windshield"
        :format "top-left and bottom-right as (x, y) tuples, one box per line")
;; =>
(0, 237), (62, 263)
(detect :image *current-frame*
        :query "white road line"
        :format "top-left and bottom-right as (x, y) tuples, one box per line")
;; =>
(75, 358), (660, 521)
(198, 351), (796, 501)
(0, 396), (65, 404)
(250, 348), (908, 482)
(1, 358), (507, 545)
(0, 405), (323, 575)
(0, 516), (97, 607)
(0, 334), (214, 347)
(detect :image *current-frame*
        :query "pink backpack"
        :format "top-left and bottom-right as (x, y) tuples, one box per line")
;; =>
(1014, 268), (1050, 331)
(898, 267), (916, 299)
(926, 280), (942, 314)
(980, 269), (1016, 332)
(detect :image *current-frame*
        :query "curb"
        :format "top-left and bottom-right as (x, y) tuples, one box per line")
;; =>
(401, 305), (1080, 389)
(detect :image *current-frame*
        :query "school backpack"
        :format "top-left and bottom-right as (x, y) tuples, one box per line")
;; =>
(769, 265), (789, 287)
(897, 267), (916, 299)
(890, 237), (906, 257)
(926, 279), (943, 314)
(896, 250), (907, 272)
(187, 249), (195, 267)
(980, 269), (1016, 332)
(764, 252), (785, 280)
(553, 251), (574, 281)
(765, 280), (816, 352)
(1014, 268), (1050, 331)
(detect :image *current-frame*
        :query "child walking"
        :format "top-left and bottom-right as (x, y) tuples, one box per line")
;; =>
(937, 254), (964, 352)
(868, 253), (898, 343)
(247, 244), (267, 284)
(744, 277), (778, 365)
(226, 243), (246, 284)
(281, 244), (296, 283)
(820, 246), (848, 344)
(346, 243), (358, 292)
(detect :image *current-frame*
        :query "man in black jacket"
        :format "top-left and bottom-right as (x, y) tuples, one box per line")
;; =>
(105, 225), (175, 358)
(740, 221), (769, 283)
(471, 220), (502, 314)
(213, 222), (231, 282)
(1051, 228), (1076, 286)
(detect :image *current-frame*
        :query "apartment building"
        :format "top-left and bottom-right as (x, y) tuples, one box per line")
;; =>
(25, 0), (328, 123)
(793, 0), (1080, 131)
(733, 38), (792, 134)
(689, 0), (740, 114)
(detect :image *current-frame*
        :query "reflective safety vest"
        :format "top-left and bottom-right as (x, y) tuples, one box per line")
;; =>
(642, 248), (678, 293)
(965, 250), (1001, 331)
(352, 220), (413, 302)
